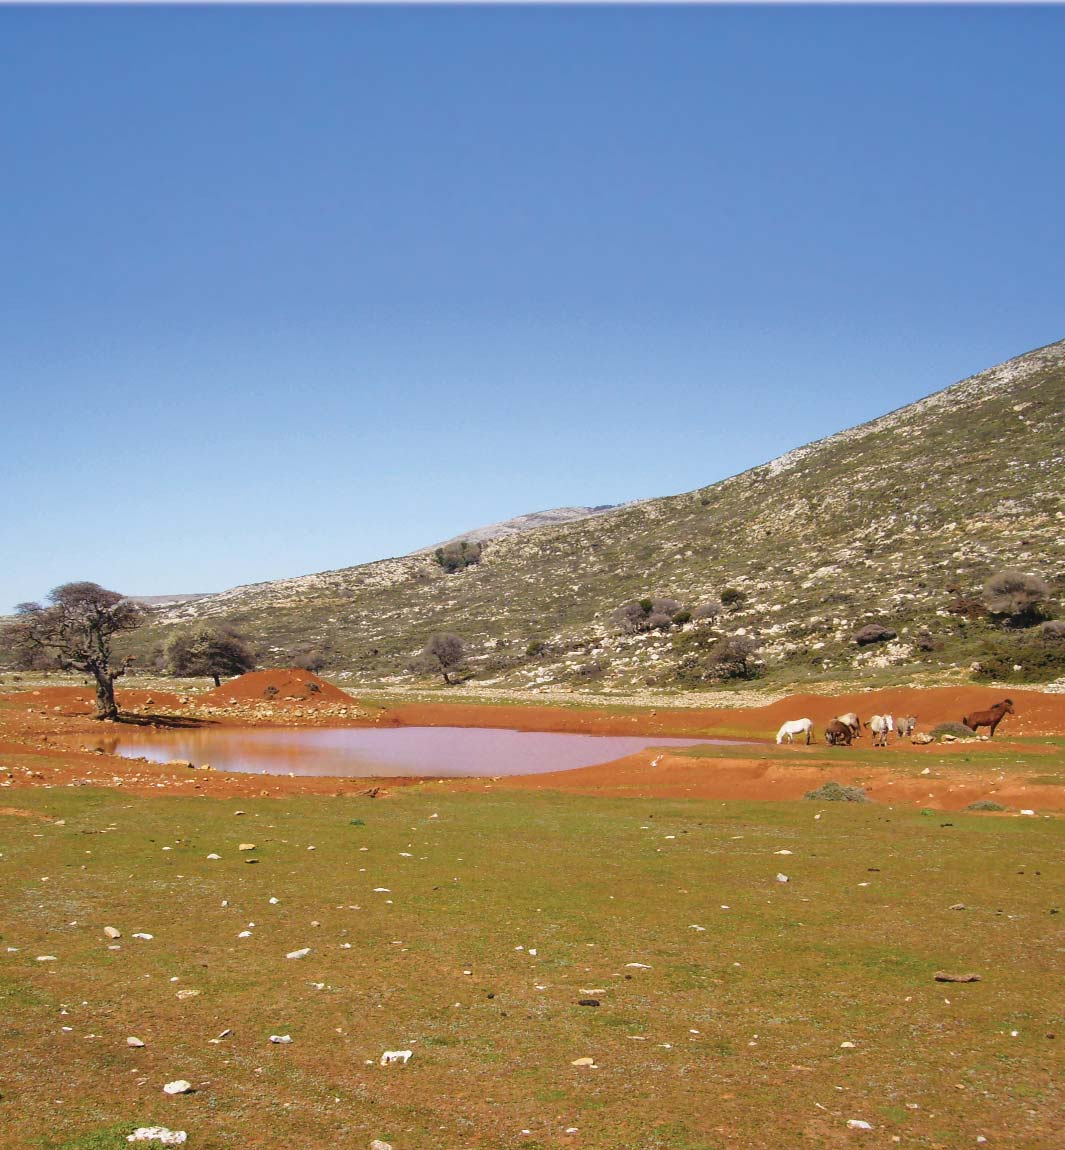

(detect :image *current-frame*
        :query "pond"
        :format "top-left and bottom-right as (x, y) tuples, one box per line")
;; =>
(95, 725), (743, 778)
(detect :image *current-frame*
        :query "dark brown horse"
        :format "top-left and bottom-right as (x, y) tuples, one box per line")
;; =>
(962, 698), (1015, 738)
(825, 718), (853, 746)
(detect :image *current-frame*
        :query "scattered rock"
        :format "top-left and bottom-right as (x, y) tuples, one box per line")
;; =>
(206, 853), (221, 860)
(104, 926), (122, 939)
(269, 1034), (293, 1044)
(934, 971), (981, 983)
(286, 948), (311, 960)
(840, 1041), (857, 1048)
(847, 1119), (873, 1130)
(379, 1049), (412, 1066)
(949, 903), (966, 911)
(570, 1056), (596, 1067)
(912, 733), (934, 745)
(369, 1141), (393, 1150)
(127, 1036), (146, 1047)
(776, 873), (790, 883)
(162, 1080), (193, 1095)
(132, 933), (154, 941)
(36, 955), (57, 962)
(238, 843), (256, 851)
(577, 999), (600, 1007)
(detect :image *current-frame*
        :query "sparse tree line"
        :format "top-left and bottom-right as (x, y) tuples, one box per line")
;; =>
(3, 566), (1062, 711)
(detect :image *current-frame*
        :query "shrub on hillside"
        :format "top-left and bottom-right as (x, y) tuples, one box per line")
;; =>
(982, 569), (1050, 626)
(693, 601), (722, 623)
(720, 587), (747, 609)
(292, 644), (331, 673)
(804, 781), (868, 802)
(433, 540), (483, 574)
(854, 623), (897, 646)
(1041, 620), (1065, 641)
(611, 597), (687, 634)
(673, 631), (763, 684)
(966, 799), (1006, 812)
(970, 634), (1065, 683)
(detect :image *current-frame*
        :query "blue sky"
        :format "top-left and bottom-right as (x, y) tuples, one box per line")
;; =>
(2, 5), (1064, 612)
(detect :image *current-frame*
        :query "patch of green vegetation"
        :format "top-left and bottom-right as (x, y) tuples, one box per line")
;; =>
(1, 785), (1062, 1148)
(804, 781), (868, 802)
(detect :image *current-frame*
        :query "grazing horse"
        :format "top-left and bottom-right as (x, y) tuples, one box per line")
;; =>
(962, 698), (1015, 738)
(825, 719), (853, 746)
(837, 712), (862, 738)
(776, 718), (814, 745)
(896, 715), (917, 741)
(869, 714), (894, 747)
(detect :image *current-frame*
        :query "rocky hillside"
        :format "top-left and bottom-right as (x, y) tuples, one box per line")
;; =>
(420, 504), (624, 553)
(133, 339), (1065, 691)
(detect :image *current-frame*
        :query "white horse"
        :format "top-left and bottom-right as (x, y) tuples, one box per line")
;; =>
(869, 714), (894, 747)
(837, 712), (862, 738)
(896, 715), (917, 740)
(776, 718), (814, 745)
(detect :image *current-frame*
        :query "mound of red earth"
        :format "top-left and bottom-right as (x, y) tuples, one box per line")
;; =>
(198, 668), (353, 707)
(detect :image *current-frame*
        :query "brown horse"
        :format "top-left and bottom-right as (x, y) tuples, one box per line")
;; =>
(962, 698), (1015, 738)
(825, 719), (853, 746)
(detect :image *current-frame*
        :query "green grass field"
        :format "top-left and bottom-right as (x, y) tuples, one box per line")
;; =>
(2, 788), (1062, 1149)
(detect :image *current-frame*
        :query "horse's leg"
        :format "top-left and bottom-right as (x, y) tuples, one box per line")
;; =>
(988, 718), (999, 738)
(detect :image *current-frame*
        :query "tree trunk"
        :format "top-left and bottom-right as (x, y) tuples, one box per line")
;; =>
(212, 673), (221, 687)
(91, 669), (119, 720)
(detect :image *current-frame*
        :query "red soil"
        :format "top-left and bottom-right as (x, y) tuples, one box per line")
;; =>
(198, 668), (354, 706)
(0, 681), (1062, 809)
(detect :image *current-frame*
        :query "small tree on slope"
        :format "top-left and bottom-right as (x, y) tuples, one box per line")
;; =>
(163, 623), (256, 687)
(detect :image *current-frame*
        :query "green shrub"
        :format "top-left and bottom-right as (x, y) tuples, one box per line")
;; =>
(929, 721), (976, 739)
(970, 634), (1065, 683)
(966, 800), (1006, 812)
(804, 781), (868, 802)
(720, 587), (747, 609)
(434, 540), (483, 574)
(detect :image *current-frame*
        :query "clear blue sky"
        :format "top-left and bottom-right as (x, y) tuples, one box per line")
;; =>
(3, 5), (1064, 613)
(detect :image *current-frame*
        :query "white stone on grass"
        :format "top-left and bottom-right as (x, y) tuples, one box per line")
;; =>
(162, 1079), (192, 1094)
(286, 948), (311, 959)
(127, 1127), (187, 1145)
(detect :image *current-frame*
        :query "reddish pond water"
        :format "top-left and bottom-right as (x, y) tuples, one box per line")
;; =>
(98, 726), (743, 778)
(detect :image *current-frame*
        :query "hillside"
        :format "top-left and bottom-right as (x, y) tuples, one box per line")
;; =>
(133, 339), (1065, 692)
(420, 504), (624, 552)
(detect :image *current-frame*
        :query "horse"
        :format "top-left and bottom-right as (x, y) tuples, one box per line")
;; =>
(962, 698), (1015, 738)
(869, 714), (894, 747)
(837, 712), (862, 738)
(776, 718), (814, 745)
(825, 718), (853, 746)
(896, 715), (917, 740)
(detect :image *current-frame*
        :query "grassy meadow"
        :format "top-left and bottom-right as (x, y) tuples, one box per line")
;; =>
(2, 786), (1062, 1150)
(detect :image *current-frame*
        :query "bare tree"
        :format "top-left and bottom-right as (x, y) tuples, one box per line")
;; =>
(8, 583), (142, 719)
(163, 623), (256, 687)
(421, 633), (467, 684)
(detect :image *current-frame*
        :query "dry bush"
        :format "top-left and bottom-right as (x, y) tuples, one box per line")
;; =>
(982, 569), (1049, 624)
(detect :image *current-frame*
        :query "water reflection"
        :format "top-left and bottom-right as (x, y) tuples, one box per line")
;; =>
(98, 725), (739, 778)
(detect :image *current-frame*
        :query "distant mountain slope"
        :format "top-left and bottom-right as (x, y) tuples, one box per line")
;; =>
(420, 505), (624, 553)
(135, 339), (1065, 689)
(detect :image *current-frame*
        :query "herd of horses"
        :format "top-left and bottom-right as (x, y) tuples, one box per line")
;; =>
(775, 699), (1015, 746)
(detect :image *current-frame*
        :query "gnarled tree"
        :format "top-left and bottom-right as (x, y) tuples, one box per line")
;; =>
(9, 583), (142, 719)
